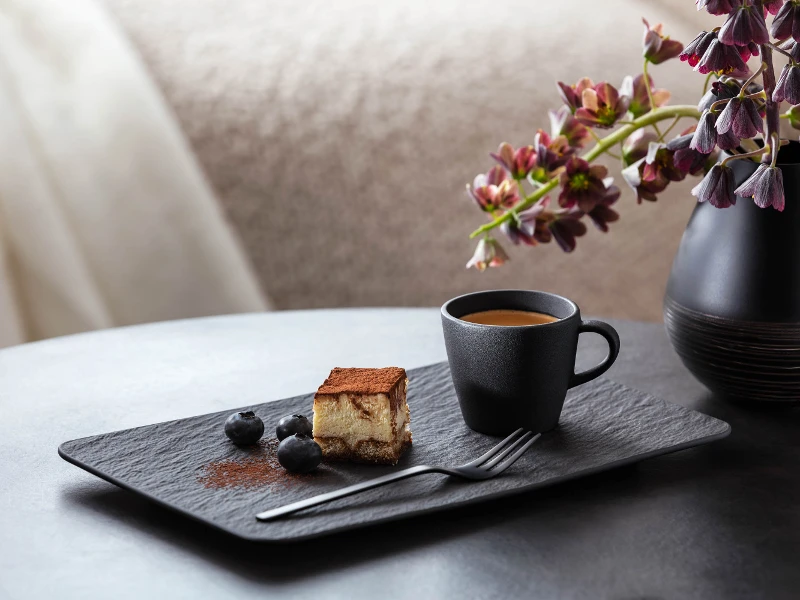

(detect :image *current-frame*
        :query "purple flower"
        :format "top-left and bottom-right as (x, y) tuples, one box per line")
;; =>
(621, 158), (670, 203)
(500, 197), (590, 252)
(696, 36), (750, 77)
(548, 211), (588, 252)
(574, 82), (631, 129)
(620, 74), (670, 118)
(549, 106), (590, 149)
(780, 38), (800, 61)
(681, 30), (716, 67)
(490, 143), (538, 180)
(621, 139), (688, 203)
(735, 164), (786, 210)
(622, 129), (659, 165)
(667, 133), (711, 174)
(696, 0), (742, 15)
(719, 4), (770, 46)
(466, 237), (510, 271)
(691, 110), (719, 154)
(466, 166), (520, 211)
(773, 64), (800, 104)
(717, 127), (742, 151)
(587, 180), (621, 232)
(558, 157), (609, 211)
(737, 41), (760, 62)
(691, 163), (737, 208)
(500, 199), (550, 246)
(642, 142), (685, 184)
(771, 0), (800, 41)
(716, 96), (763, 139)
(530, 130), (576, 182)
(642, 18), (684, 64)
(762, 0), (786, 16)
(557, 78), (594, 113)
(690, 109), (742, 153)
(698, 77), (762, 111)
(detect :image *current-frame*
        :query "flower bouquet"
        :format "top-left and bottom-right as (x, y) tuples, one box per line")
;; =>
(465, 0), (800, 271)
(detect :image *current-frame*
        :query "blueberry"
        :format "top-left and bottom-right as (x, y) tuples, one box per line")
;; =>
(224, 411), (264, 445)
(277, 434), (322, 473)
(276, 414), (313, 441)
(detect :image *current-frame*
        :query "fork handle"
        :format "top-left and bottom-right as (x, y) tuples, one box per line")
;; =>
(255, 465), (441, 521)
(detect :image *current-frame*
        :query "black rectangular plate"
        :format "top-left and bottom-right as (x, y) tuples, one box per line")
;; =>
(59, 362), (730, 542)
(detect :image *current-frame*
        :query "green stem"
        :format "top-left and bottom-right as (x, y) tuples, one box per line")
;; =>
(760, 44), (780, 166)
(659, 115), (682, 142)
(741, 62), (767, 93)
(770, 133), (780, 168)
(468, 104), (701, 239)
(642, 60), (662, 138)
(721, 146), (768, 166)
(708, 91), (765, 114)
(583, 105), (700, 161)
(589, 129), (621, 158)
(766, 41), (794, 64)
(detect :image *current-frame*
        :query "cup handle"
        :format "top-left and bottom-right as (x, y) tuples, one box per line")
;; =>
(569, 320), (621, 388)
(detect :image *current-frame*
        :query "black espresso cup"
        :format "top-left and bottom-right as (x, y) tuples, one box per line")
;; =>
(441, 290), (620, 435)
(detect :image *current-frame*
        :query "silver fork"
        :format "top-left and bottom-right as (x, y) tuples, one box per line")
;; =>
(255, 428), (540, 522)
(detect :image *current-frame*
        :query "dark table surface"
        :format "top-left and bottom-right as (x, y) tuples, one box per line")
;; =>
(1, 309), (798, 599)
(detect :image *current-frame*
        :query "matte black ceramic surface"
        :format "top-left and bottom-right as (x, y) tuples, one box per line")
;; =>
(442, 290), (620, 434)
(665, 143), (800, 401)
(60, 361), (728, 543)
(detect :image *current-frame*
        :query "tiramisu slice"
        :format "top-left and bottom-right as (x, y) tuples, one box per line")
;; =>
(312, 367), (412, 465)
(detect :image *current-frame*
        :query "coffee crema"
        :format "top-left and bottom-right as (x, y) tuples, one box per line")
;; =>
(458, 309), (558, 326)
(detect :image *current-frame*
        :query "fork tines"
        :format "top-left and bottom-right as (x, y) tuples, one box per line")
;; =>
(466, 428), (540, 471)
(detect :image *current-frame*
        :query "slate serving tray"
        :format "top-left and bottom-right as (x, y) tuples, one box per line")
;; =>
(59, 362), (730, 542)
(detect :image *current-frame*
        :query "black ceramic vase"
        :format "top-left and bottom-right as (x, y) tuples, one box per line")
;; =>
(664, 142), (800, 402)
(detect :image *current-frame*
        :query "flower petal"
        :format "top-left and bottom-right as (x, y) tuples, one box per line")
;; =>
(690, 110), (718, 154)
(581, 88), (600, 112)
(691, 163), (736, 208)
(735, 165), (785, 210)
(719, 4), (769, 46)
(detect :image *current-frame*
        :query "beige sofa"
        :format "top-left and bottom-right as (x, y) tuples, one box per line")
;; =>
(103, 0), (720, 321)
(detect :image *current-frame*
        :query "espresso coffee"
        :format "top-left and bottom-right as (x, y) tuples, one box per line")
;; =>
(442, 290), (621, 434)
(459, 309), (558, 326)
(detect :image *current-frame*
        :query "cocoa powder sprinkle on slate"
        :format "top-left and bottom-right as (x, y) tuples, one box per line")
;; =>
(198, 439), (315, 490)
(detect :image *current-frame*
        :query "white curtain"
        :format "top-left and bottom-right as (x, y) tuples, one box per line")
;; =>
(0, 0), (267, 348)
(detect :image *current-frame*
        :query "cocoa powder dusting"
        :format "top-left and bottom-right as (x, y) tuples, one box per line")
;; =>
(316, 367), (406, 395)
(198, 439), (320, 490)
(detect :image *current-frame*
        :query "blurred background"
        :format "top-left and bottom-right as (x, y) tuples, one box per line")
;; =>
(0, 0), (721, 348)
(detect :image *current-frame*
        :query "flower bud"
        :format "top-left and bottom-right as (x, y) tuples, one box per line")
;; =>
(642, 18), (684, 65)
(785, 104), (800, 129)
(466, 237), (510, 271)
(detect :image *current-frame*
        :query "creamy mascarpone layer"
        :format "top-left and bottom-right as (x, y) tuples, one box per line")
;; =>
(313, 393), (393, 442)
(313, 380), (409, 445)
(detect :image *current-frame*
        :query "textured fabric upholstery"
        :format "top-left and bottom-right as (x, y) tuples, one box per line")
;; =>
(103, 0), (719, 321)
(0, 0), (267, 347)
